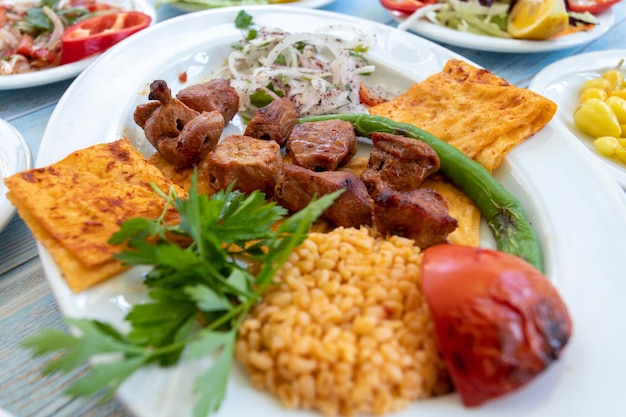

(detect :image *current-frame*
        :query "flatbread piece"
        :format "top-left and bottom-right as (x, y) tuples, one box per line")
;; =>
(4, 139), (184, 292)
(369, 59), (557, 172)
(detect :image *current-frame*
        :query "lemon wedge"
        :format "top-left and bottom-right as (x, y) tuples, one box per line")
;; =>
(507, 0), (569, 40)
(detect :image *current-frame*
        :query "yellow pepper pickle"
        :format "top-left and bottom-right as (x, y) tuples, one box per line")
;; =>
(574, 61), (626, 164)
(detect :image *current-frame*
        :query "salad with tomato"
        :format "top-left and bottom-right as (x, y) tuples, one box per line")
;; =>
(0, 0), (151, 75)
(381, 0), (621, 39)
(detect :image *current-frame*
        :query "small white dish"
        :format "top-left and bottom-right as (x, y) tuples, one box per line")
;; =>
(529, 49), (626, 188)
(392, 8), (614, 53)
(0, 118), (32, 232)
(0, 0), (156, 90)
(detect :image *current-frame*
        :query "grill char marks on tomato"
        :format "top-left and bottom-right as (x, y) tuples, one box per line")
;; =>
(422, 245), (572, 407)
(277, 164), (373, 228)
(244, 98), (298, 147)
(134, 80), (224, 168)
(176, 78), (240, 124)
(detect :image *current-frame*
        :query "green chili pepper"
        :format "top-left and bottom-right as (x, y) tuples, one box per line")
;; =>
(299, 113), (544, 272)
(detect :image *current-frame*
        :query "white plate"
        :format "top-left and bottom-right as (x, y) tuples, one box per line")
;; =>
(529, 49), (626, 188)
(0, 0), (156, 90)
(166, 0), (336, 13)
(38, 5), (626, 417)
(394, 8), (614, 53)
(0, 118), (32, 232)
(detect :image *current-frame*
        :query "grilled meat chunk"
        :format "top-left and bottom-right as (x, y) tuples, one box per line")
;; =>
(176, 78), (240, 124)
(287, 119), (357, 171)
(207, 135), (283, 198)
(134, 79), (198, 135)
(361, 132), (440, 196)
(157, 111), (224, 168)
(277, 164), (372, 228)
(133, 101), (161, 129)
(244, 98), (297, 147)
(373, 188), (457, 249)
(134, 79), (224, 168)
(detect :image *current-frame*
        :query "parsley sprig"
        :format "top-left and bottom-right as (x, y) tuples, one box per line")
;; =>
(23, 175), (341, 417)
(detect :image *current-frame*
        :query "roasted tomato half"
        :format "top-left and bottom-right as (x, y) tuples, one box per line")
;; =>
(422, 244), (572, 407)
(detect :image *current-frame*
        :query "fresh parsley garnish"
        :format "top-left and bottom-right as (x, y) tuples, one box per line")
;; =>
(22, 175), (342, 417)
(246, 28), (258, 41)
(232, 10), (258, 45)
(235, 10), (254, 30)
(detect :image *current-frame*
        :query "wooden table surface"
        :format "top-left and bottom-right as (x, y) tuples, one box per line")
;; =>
(1, 1), (625, 416)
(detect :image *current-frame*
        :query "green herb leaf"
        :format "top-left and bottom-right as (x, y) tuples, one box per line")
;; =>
(225, 269), (251, 299)
(109, 217), (165, 246)
(274, 54), (286, 65)
(184, 284), (233, 312)
(65, 355), (150, 400)
(23, 8), (53, 32)
(125, 289), (197, 350)
(43, 0), (61, 8)
(250, 89), (276, 108)
(22, 318), (149, 378)
(184, 328), (235, 361)
(191, 330), (236, 417)
(246, 28), (258, 41)
(235, 10), (254, 29)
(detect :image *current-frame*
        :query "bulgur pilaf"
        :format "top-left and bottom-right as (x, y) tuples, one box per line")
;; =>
(236, 227), (452, 416)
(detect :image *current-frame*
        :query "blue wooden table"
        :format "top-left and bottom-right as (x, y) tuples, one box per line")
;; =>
(1, 1), (624, 416)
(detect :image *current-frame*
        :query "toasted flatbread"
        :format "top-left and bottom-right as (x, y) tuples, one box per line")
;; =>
(370, 59), (557, 172)
(148, 151), (214, 196)
(6, 191), (127, 293)
(4, 139), (184, 292)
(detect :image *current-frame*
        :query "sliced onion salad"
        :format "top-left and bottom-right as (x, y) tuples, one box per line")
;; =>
(212, 24), (380, 118)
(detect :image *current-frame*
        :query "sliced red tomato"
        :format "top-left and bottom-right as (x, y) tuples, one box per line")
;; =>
(422, 244), (572, 407)
(16, 34), (34, 57)
(0, 7), (8, 27)
(380, 0), (438, 14)
(567, 0), (621, 13)
(31, 48), (58, 63)
(14, 34), (57, 63)
(61, 11), (151, 65)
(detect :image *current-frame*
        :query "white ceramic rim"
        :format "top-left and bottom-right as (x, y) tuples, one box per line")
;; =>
(0, 118), (32, 232)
